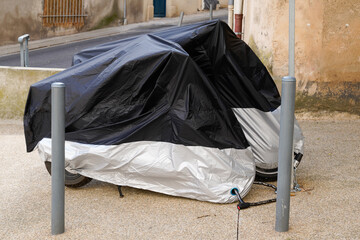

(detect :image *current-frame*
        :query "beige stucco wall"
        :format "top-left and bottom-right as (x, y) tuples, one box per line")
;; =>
(84, 0), (117, 28)
(0, 0), (43, 45)
(144, 0), (154, 21)
(243, 0), (360, 105)
(0, 66), (64, 119)
(86, 0), (153, 26)
(243, 0), (276, 72)
(166, 0), (202, 17)
(125, 0), (153, 23)
(218, 0), (228, 8)
(165, 0), (226, 17)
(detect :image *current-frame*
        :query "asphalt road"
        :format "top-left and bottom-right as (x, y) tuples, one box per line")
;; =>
(0, 24), (175, 69)
(0, 15), (227, 69)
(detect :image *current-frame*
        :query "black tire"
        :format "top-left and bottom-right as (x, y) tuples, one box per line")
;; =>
(255, 167), (278, 181)
(255, 152), (304, 181)
(45, 161), (92, 188)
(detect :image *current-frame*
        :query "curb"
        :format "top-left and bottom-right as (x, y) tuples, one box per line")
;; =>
(0, 66), (65, 71)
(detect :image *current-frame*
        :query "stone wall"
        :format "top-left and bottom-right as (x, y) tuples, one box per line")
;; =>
(243, 0), (360, 112)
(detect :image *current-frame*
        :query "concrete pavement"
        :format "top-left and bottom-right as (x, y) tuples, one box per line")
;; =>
(1, 117), (360, 239)
(0, 9), (228, 57)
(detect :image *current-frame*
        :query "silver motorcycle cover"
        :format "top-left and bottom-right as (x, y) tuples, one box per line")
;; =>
(233, 107), (304, 172)
(38, 138), (255, 203)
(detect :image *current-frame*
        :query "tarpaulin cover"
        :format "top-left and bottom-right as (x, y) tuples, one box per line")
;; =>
(71, 20), (304, 175)
(24, 20), (304, 203)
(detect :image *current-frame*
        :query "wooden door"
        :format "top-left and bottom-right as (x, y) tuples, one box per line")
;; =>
(153, 0), (166, 17)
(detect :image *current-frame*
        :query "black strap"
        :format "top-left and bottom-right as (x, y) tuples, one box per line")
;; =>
(233, 181), (277, 209)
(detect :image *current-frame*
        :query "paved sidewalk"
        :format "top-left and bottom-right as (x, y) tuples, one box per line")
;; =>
(0, 9), (227, 57)
(1, 117), (360, 239)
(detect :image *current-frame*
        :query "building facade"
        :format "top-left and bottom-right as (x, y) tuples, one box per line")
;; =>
(0, 0), (227, 46)
(242, 0), (359, 110)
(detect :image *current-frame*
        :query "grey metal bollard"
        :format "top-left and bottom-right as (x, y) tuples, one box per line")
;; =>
(51, 82), (65, 235)
(178, 11), (184, 27)
(275, 76), (296, 232)
(209, 4), (213, 20)
(123, 0), (127, 25)
(275, 0), (296, 233)
(18, 34), (30, 67)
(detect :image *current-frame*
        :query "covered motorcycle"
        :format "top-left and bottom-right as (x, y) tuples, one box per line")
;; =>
(24, 20), (304, 203)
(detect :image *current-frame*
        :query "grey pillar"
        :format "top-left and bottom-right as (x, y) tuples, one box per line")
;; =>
(123, 0), (127, 25)
(209, 4), (213, 20)
(19, 43), (24, 67)
(275, 76), (296, 232)
(24, 37), (29, 67)
(51, 82), (65, 235)
(275, 0), (296, 233)
(18, 34), (30, 67)
(178, 11), (184, 27)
